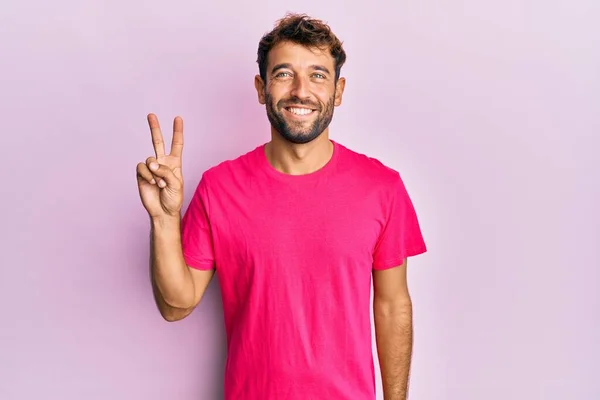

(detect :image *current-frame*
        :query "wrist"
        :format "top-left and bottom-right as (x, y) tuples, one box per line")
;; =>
(151, 213), (181, 230)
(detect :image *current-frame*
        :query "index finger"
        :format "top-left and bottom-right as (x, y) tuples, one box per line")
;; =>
(170, 116), (184, 158)
(147, 113), (165, 158)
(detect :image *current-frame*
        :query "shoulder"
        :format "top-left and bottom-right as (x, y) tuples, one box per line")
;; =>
(199, 144), (263, 185)
(335, 141), (402, 186)
(336, 142), (418, 215)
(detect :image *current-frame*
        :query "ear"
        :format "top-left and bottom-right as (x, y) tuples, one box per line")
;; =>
(334, 77), (346, 107)
(254, 75), (266, 104)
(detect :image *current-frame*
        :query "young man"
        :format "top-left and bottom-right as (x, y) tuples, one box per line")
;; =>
(136, 13), (427, 400)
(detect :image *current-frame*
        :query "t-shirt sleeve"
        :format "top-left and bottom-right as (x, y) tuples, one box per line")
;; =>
(372, 171), (427, 270)
(181, 173), (216, 270)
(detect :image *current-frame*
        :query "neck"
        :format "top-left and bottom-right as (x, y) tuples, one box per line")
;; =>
(265, 129), (334, 175)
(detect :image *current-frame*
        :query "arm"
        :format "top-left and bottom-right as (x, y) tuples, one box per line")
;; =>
(150, 214), (215, 322)
(137, 114), (216, 322)
(373, 258), (413, 400)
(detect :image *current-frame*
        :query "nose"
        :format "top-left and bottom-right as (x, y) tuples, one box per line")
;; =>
(290, 75), (310, 99)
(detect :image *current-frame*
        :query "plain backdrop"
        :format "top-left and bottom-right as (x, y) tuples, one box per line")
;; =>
(1, 0), (598, 399)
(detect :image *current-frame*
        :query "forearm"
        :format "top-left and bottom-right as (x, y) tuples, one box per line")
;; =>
(150, 214), (195, 309)
(374, 301), (413, 400)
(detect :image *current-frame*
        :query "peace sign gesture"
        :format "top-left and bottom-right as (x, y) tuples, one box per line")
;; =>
(136, 114), (185, 219)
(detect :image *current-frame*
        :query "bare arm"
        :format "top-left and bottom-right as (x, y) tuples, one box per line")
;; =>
(373, 259), (413, 400)
(150, 214), (215, 321)
(137, 114), (215, 322)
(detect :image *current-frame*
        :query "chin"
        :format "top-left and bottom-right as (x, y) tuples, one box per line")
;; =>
(280, 129), (323, 145)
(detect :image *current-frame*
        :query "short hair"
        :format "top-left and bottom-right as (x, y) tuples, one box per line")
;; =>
(257, 13), (347, 82)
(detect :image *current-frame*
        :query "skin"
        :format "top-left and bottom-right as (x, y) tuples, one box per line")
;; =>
(136, 115), (215, 321)
(254, 41), (345, 175)
(137, 40), (414, 399)
(373, 259), (414, 400)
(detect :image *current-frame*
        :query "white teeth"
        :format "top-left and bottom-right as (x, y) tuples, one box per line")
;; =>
(288, 107), (313, 115)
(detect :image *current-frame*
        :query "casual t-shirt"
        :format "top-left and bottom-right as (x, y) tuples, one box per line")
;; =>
(181, 140), (427, 400)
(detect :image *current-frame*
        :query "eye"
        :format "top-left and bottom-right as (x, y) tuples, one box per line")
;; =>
(313, 73), (326, 79)
(275, 72), (291, 78)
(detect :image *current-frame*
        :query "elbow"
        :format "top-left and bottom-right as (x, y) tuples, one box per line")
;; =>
(157, 280), (196, 310)
(158, 302), (194, 322)
(152, 287), (196, 322)
(373, 297), (413, 319)
(161, 310), (187, 322)
(163, 294), (195, 310)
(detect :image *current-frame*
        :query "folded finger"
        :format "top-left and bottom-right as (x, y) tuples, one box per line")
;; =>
(146, 159), (180, 190)
(137, 162), (156, 184)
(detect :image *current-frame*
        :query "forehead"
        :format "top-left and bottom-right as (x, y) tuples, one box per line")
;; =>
(267, 41), (335, 71)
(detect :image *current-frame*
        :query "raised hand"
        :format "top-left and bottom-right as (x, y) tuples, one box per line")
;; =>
(136, 114), (185, 219)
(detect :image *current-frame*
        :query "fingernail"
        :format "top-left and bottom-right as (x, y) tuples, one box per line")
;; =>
(150, 162), (158, 171)
(158, 180), (166, 188)
(150, 178), (156, 184)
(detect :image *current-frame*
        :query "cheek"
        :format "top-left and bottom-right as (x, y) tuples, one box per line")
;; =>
(266, 85), (287, 102)
(318, 93), (336, 108)
(313, 84), (335, 99)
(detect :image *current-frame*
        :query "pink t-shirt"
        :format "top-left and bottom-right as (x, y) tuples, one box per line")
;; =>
(181, 140), (427, 399)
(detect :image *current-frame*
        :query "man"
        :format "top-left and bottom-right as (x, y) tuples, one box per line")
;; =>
(136, 13), (427, 400)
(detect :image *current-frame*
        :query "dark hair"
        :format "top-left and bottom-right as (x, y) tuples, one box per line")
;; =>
(257, 13), (347, 82)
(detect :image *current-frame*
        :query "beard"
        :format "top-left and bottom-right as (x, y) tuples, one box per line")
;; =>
(265, 92), (335, 144)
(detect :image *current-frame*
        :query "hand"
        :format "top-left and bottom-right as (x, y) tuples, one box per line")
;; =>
(136, 113), (185, 219)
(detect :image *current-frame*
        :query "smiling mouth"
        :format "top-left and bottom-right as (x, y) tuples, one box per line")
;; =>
(284, 106), (317, 117)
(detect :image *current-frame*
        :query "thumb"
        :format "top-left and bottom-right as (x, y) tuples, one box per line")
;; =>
(148, 161), (181, 190)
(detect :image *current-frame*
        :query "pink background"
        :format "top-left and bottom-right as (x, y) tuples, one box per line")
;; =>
(2, 0), (598, 399)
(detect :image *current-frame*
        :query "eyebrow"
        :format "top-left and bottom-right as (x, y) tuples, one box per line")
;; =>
(271, 63), (332, 75)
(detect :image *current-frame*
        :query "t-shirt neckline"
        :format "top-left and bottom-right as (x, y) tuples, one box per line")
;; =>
(257, 139), (340, 182)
